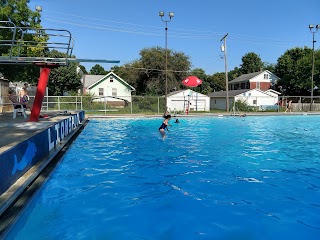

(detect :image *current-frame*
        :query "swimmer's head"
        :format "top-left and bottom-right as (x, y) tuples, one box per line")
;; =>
(166, 114), (171, 119)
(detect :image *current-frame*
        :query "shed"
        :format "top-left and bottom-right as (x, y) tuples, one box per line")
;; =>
(167, 90), (210, 112)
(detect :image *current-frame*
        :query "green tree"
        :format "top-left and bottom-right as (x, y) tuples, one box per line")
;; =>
(89, 64), (108, 75)
(208, 72), (225, 92)
(263, 62), (275, 73)
(47, 50), (82, 95)
(275, 47), (319, 96)
(114, 47), (192, 96)
(111, 61), (143, 94)
(78, 65), (88, 74)
(240, 52), (264, 74)
(138, 47), (191, 95)
(0, 0), (43, 82)
(228, 67), (241, 81)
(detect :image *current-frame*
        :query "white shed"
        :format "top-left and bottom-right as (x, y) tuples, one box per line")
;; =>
(167, 90), (210, 113)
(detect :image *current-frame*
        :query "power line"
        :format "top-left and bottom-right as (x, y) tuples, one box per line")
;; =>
(41, 11), (309, 46)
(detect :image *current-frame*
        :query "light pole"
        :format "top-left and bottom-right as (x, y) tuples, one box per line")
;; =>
(309, 24), (319, 111)
(35, 6), (42, 12)
(35, 6), (42, 25)
(159, 11), (174, 111)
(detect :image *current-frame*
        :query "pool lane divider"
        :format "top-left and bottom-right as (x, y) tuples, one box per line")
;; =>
(0, 111), (87, 218)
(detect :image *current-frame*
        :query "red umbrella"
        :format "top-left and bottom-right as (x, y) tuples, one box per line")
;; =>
(182, 76), (203, 87)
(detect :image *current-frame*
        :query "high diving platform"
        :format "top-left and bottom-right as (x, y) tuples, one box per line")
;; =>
(0, 21), (120, 122)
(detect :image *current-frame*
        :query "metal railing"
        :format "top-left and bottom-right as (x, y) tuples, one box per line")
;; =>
(0, 20), (74, 65)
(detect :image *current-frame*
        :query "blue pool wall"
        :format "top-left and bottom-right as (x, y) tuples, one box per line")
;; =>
(0, 111), (85, 195)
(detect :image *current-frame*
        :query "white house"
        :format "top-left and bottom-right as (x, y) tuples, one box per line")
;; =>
(83, 72), (135, 106)
(167, 90), (210, 112)
(208, 89), (280, 111)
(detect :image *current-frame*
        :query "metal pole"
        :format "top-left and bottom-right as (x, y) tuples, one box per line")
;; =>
(29, 67), (50, 121)
(220, 33), (229, 112)
(311, 32), (315, 111)
(165, 21), (168, 111)
(159, 12), (173, 111)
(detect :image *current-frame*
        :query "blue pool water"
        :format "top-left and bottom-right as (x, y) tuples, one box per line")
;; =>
(5, 116), (320, 240)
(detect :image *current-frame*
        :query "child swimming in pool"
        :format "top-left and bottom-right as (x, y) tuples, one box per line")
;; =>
(159, 114), (171, 139)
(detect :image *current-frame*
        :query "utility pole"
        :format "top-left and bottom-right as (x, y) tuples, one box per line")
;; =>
(220, 33), (229, 112)
(309, 24), (319, 111)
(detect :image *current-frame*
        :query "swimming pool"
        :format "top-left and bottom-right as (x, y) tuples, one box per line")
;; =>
(5, 116), (320, 239)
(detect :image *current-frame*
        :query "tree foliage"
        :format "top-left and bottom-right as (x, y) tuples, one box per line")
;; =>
(47, 50), (82, 95)
(208, 72), (226, 92)
(228, 67), (241, 81)
(275, 47), (319, 96)
(240, 52), (264, 74)
(113, 47), (192, 95)
(78, 65), (88, 74)
(0, 0), (43, 83)
(89, 64), (108, 75)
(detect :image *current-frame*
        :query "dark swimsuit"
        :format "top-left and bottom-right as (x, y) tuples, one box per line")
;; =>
(159, 122), (167, 130)
(14, 104), (26, 109)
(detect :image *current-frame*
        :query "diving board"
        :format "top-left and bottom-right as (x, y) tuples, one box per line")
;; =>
(0, 21), (120, 122)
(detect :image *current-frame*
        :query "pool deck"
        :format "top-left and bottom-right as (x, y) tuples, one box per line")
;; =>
(0, 111), (82, 154)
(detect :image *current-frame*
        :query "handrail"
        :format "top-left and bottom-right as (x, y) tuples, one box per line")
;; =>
(0, 21), (74, 65)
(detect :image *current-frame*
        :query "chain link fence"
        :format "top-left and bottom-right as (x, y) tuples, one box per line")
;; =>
(2, 95), (320, 114)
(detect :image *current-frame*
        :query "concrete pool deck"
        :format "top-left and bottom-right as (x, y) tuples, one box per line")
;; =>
(0, 111), (76, 153)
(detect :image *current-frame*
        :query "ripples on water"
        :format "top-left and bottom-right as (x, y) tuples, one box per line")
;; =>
(7, 116), (320, 240)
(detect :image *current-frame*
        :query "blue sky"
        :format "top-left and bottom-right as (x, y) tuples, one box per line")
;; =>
(29, 0), (319, 75)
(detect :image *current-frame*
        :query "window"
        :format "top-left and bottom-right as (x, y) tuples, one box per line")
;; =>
(256, 82), (260, 89)
(253, 99), (257, 104)
(112, 88), (117, 96)
(264, 74), (269, 79)
(99, 88), (104, 96)
(110, 77), (113, 83)
(214, 100), (217, 104)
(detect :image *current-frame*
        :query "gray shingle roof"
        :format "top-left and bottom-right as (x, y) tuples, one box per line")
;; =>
(83, 75), (105, 88)
(228, 71), (262, 84)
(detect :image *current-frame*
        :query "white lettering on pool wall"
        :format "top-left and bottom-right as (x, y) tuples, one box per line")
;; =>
(48, 115), (81, 151)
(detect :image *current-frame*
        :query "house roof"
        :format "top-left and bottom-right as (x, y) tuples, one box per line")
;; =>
(264, 89), (281, 95)
(167, 90), (185, 97)
(167, 89), (208, 97)
(85, 72), (135, 91)
(207, 89), (248, 97)
(208, 88), (280, 98)
(228, 71), (263, 84)
(83, 75), (105, 88)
